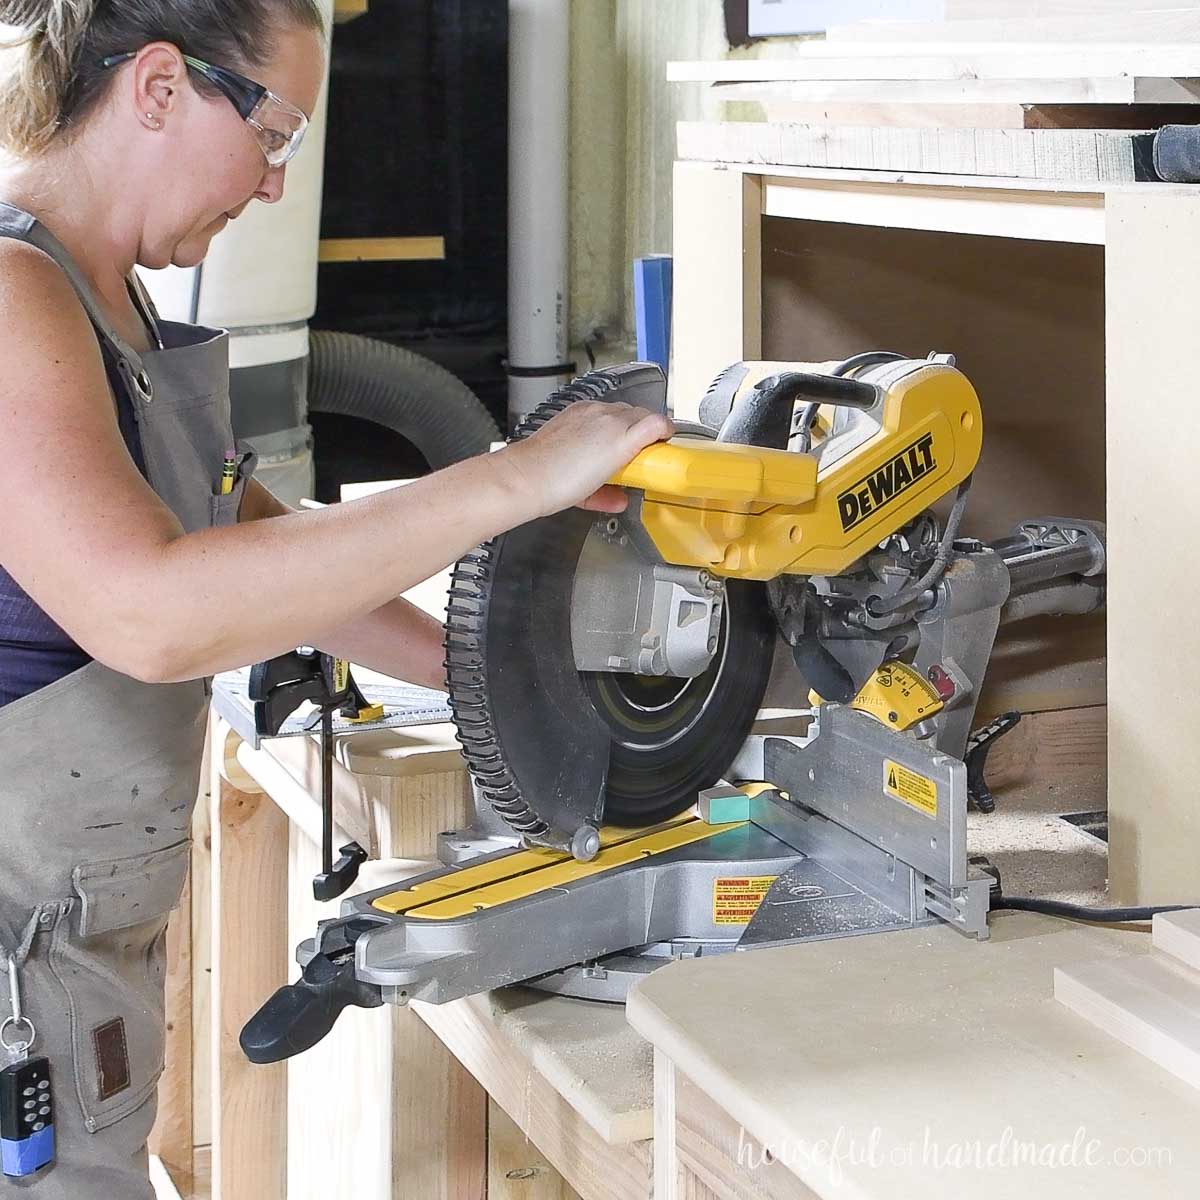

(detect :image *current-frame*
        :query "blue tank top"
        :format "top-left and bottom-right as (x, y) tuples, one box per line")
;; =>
(0, 303), (152, 708)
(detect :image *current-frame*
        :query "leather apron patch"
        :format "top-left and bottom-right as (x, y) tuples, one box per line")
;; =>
(93, 1018), (131, 1101)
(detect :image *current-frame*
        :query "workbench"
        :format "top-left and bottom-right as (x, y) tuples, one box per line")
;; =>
(156, 711), (659, 1200)
(630, 911), (1200, 1199)
(154, 686), (1120, 1200)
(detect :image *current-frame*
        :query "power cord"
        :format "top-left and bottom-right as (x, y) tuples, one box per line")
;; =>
(993, 894), (1197, 924)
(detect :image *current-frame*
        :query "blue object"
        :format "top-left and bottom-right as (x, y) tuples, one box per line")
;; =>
(634, 255), (673, 375)
(2, 1125), (55, 1177)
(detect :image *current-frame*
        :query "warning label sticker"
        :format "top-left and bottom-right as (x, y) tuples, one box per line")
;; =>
(884, 760), (938, 819)
(712, 876), (777, 925)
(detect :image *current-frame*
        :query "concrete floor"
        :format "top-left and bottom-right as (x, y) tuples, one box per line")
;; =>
(967, 763), (1108, 907)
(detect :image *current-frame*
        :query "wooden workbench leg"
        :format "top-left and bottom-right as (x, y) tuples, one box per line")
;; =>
(285, 822), (488, 1199)
(148, 871), (194, 1192)
(1105, 190), (1200, 905)
(210, 727), (289, 1200)
(669, 161), (763, 420)
(654, 1048), (678, 1200)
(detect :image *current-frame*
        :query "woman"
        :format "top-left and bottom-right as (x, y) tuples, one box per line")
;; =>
(0, 2), (672, 1193)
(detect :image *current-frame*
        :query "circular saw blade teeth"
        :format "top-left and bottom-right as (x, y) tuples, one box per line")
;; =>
(443, 379), (614, 841)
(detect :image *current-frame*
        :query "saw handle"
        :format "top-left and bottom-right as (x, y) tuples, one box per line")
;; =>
(717, 372), (881, 450)
(240, 951), (384, 1065)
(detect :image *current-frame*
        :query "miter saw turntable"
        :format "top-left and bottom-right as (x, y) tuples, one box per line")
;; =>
(240, 353), (1106, 1064)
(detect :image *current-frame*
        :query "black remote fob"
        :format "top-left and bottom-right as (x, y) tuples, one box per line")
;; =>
(1, 1057), (55, 1177)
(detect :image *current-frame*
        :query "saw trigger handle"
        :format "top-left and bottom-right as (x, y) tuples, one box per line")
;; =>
(718, 371), (881, 450)
(240, 950), (384, 1065)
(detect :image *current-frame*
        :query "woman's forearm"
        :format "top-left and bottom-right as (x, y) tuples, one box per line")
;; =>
(320, 596), (448, 692)
(119, 451), (531, 683)
(237, 477), (449, 690)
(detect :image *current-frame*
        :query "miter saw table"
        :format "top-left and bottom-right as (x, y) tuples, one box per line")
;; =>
(241, 354), (1106, 1064)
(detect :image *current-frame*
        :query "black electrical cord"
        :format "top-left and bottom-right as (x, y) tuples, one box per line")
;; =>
(830, 350), (908, 378)
(994, 894), (1197, 924)
(866, 476), (973, 617)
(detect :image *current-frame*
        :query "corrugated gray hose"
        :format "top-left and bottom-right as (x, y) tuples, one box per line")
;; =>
(307, 331), (502, 468)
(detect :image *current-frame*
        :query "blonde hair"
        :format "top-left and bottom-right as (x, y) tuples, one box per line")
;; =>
(0, 0), (325, 157)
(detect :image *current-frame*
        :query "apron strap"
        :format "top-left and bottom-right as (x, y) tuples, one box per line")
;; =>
(127, 270), (165, 351)
(0, 200), (154, 400)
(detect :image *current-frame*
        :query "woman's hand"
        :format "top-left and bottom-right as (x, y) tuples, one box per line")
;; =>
(497, 400), (675, 518)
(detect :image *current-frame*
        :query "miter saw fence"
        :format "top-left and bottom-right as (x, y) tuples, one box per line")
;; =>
(240, 353), (1108, 1064)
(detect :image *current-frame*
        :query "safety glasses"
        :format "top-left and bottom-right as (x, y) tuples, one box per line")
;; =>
(99, 51), (309, 168)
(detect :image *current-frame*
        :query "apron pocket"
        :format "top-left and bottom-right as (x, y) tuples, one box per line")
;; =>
(208, 445), (257, 528)
(48, 840), (190, 1133)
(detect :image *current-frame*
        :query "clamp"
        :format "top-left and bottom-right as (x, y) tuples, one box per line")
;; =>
(249, 650), (382, 901)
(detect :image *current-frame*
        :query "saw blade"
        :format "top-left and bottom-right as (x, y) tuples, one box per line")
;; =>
(444, 371), (776, 844)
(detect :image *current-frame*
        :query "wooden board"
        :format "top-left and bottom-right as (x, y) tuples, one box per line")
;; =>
(1153, 910), (1200, 972)
(149, 876), (194, 1187)
(757, 214), (1106, 713)
(667, 47), (1200, 85)
(190, 728), (214, 1151)
(286, 827), (488, 1200)
(983, 705), (1106, 789)
(1105, 189), (1200, 906)
(209, 758), (289, 1200)
(679, 120), (1155, 182)
(670, 1068), (819, 1200)
(704, 77), (1200, 106)
(757, 170), (1106, 245)
(630, 914), (1200, 1199)
(416, 995), (654, 1200)
(318, 236), (446, 263)
(668, 162), (762, 419)
(736, 102), (1200, 131)
(830, 9), (1200, 44)
(490, 1100), (583, 1200)
(1055, 953), (1200, 1091)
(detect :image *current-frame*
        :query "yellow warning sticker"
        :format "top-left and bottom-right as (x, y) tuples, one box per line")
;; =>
(712, 876), (777, 925)
(884, 760), (938, 818)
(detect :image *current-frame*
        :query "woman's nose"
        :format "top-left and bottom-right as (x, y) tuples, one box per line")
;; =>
(255, 165), (288, 205)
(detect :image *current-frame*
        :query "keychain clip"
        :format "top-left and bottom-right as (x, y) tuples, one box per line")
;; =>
(0, 957), (35, 1063)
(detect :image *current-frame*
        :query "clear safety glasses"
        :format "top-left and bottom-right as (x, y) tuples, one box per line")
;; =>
(99, 51), (309, 168)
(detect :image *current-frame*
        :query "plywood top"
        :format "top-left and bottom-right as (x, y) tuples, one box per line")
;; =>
(473, 989), (654, 1145)
(628, 912), (1200, 1198)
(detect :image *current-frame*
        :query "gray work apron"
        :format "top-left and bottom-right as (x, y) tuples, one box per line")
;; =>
(0, 202), (256, 1196)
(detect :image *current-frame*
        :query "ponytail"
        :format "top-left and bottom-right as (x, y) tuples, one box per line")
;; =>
(0, 0), (96, 155)
(0, 0), (324, 157)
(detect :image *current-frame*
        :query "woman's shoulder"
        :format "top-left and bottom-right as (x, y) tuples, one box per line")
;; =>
(0, 235), (96, 347)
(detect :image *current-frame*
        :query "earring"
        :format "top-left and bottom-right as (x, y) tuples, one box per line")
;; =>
(146, 111), (163, 129)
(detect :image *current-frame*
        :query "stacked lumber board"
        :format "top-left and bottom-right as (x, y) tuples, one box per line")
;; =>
(1056, 910), (1200, 1092)
(669, 11), (1200, 183)
(678, 120), (1156, 182)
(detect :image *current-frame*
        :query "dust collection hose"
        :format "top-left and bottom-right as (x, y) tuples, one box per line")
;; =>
(307, 331), (503, 469)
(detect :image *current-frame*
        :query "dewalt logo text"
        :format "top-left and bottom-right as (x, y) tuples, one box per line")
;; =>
(838, 434), (936, 532)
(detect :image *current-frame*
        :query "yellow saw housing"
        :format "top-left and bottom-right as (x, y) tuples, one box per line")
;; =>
(609, 361), (983, 580)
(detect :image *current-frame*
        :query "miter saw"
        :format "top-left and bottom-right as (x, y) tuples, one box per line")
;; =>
(240, 353), (1106, 1063)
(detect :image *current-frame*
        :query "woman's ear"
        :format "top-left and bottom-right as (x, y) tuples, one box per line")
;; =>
(131, 43), (189, 128)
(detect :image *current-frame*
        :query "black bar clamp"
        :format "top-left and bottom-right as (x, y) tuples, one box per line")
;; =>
(249, 650), (376, 901)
